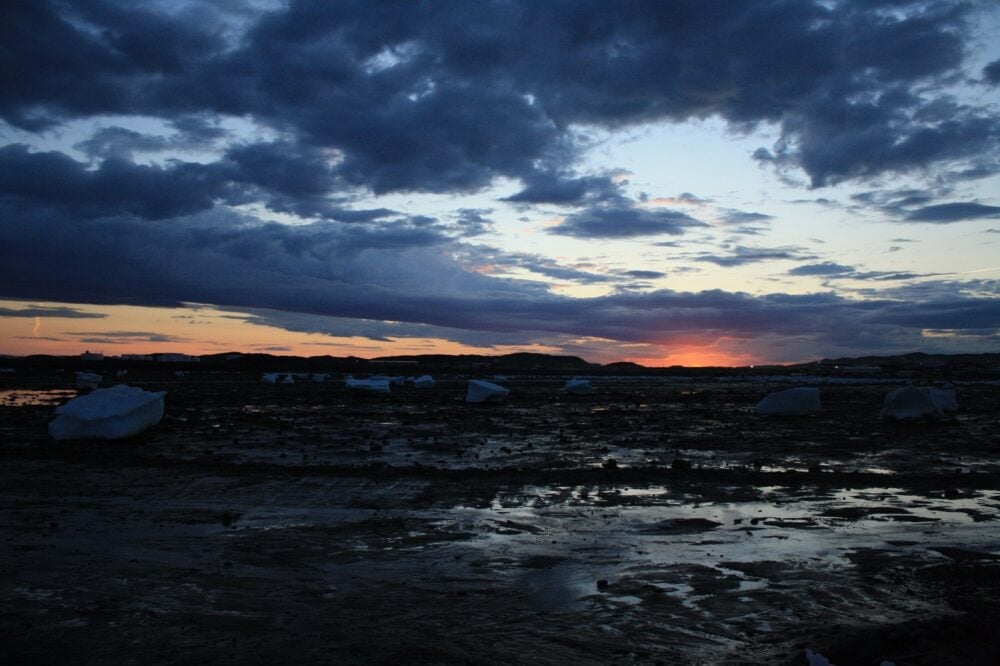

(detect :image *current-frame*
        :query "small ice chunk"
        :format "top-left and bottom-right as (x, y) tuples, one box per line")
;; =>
(280, 373), (294, 384)
(75, 371), (102, 389)
(755, 387), (820, 416)
(881, 386), (944, 421)
(466, 379), (509, 403)
(116, 370), (128, 378)
(490, 375), (508, 383)
(564, 378), (593, 395)
(0, 368), (15, 374)
(174, 370), (187, 378)
(49, 384), (166, 440)
(345, 375), (391, 393)
(413, 374), (436, 389)
(261, 372), (279, 384)
(311, 373), (331, 382)
(805, 649), (833, 666)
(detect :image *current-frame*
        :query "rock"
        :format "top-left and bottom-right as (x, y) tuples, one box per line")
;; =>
(755, 387), (821, 416)
(48, 384), (166, 440)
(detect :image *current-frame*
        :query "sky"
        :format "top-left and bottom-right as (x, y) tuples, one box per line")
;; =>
(1, 0), (999, 366)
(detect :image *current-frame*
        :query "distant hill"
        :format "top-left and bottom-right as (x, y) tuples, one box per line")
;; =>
(3, 350), (997, 379)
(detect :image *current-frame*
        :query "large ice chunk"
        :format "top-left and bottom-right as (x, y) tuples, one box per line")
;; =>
(466, 379), (509, 403)
(75, 371), (102, 389)
(49, 384), (166, 440)
(564, 378), (594, 395)
(413, 374), (436, 389)
(926, 387), (957, 413)
(345, 375), (391, 393)
(755, 387), (821, 416)
(881, 386), (944, 421)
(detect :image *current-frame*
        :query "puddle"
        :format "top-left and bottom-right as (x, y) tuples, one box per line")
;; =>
(0, 389), (78, 407)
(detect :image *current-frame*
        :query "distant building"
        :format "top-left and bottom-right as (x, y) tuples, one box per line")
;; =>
(155, 353), (201, 363)
(80, 350), (104, 361)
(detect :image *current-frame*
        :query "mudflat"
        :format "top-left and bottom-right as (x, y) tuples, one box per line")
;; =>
(2, 374), (999, 664)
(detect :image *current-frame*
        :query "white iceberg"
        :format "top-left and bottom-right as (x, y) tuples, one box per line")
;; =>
(281, 372), (294, 384)
(881, 386), (944, 421)
(49, 384), (166, 440)
(311, 373), (331, 382)
(345, 375), (391, 393)
(564, 378), (593, 395)
(466, 379), (509, 403)
(413, 374), (436, 389)
(75, 371), (102, 389)
(261, 372), (279, 384)
(755, 387), (821, 416)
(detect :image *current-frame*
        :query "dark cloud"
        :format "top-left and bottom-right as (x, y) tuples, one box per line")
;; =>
(0, 144), (234, 220)
(452, 209), (495, 237)
(503, 172), (625, 205)
(1, 205), (997, 359)
(620, 270), (666, 280)
(457, 245), (613, 284)
(722, 211), (773, 225)
(0, 305), (107, 319)
(984, 59), (1000, 85)
(788, 262), (856, 276)
(694, 246), (817, 267)
(905, 202), (1000, 223)
(549, 205), (706, 239)
(3, 1), (996, 193)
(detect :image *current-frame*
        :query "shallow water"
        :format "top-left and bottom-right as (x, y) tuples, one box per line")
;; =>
(0, 388), (77, 407)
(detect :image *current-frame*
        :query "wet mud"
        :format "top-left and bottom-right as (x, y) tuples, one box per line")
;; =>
(2, 374), (1000, 664)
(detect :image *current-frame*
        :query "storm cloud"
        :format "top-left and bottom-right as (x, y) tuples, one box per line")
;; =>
(3, 1), (998, 192)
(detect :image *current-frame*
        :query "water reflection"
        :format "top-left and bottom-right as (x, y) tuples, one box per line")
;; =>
(0, 389), (77, 407)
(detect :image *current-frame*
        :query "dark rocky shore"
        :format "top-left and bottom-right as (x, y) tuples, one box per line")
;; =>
(2, 362), (1000, 664)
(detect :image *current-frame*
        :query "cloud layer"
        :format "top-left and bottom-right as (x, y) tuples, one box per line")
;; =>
(2, 1), (999, 362)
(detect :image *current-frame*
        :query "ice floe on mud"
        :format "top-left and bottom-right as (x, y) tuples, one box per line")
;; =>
(755, 387), (821, 416)
(466, 379), (509, 403)
(48, 384), (166, 440)
(564, 378), (594, 395)
(412, 374), (436, 389)
(926, 386), (957, 412)
(346, 375), (391, 393)
(881, 386), (945, 421)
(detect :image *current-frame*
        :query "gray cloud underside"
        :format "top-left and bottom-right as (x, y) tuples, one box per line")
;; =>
(905, 203), (1000, 223)
(0, 305), (108, 319)
(694, 246), (817, 267)
(550, 206), (707, 238)
(3, 0), (998, 197)
(2, 211), (997, 356)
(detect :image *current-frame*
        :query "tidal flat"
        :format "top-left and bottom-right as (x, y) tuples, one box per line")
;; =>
(2, 373), (1000, 664)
